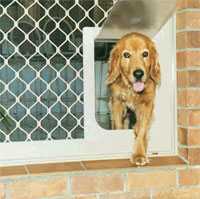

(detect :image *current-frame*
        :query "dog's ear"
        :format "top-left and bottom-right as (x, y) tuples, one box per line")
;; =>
(106, 46), (121, 85)
(150, 44), (161, 85)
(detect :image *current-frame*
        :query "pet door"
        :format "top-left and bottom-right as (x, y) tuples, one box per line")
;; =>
(83, 15), (177, 155)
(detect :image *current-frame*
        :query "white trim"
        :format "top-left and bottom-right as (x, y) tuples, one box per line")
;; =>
(174, 15), (178, 156)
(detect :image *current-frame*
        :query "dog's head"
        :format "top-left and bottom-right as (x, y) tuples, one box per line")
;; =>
(107, 33), (161, 93)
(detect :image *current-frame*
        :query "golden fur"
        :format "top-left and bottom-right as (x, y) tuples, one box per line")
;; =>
(107, 32), (161, 166)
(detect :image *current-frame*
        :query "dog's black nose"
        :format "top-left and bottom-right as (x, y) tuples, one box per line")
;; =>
(133, 69), (144, 80)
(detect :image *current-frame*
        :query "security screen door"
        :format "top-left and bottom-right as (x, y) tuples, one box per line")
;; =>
(0, 0), (120, 165)
(0, 0), (176, 165)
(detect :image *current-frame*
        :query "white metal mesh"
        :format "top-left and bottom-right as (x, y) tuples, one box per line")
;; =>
(0, 0), (116, 142)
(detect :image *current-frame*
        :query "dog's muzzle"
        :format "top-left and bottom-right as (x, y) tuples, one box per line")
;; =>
(133, 69), (145, 93)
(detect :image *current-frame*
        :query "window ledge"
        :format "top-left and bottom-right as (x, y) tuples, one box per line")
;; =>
(0, 156), (186, 177)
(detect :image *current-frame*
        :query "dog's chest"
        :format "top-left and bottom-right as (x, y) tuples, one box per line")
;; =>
(120, 90), (138, 111)
(111, 85), (149, 111)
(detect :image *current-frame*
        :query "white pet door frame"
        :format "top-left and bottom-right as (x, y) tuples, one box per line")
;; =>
(83, 16), (177, 156)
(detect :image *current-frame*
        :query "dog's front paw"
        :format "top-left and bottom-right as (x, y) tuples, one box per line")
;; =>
(130, 155), (149, 167)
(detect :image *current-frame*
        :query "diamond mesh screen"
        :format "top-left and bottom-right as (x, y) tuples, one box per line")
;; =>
(0, 0), (115, 142)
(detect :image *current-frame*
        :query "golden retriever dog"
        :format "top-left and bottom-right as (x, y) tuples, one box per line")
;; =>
(107, 32), (160, 166)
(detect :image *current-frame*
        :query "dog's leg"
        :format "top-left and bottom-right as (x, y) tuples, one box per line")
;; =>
(111, 98), (125, 129)
(123, 117), (129, 129)
(130, 102), (153, 166)
(123, 107), (129, 129)
(143, 133), (150, 164)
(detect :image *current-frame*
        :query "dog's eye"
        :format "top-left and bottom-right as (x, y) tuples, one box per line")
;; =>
(142, 51), (149, 58)
(123, 52), (131, 58)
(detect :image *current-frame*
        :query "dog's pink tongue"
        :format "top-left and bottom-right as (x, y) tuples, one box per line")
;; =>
(133, 82), (145, 93)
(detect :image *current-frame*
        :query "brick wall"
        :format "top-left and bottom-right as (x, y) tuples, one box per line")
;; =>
(0, 167), (200, 199)
(177, 0), (200, 164)
(1, 0), (200, 198)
